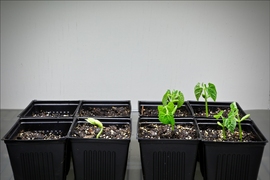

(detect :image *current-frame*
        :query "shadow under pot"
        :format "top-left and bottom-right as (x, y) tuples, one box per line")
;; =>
(197, 120), (268, 180)
(137, 118), (201, 180)
(2, 119), (72, 180)
(69, 118), (131, 180)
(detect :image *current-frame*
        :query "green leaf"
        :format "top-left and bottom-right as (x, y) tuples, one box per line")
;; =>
(158, 105), (169, 124)
(217, 121), (224, 127)
(85, 118), (103, 128)
(176, 91), (185, 108)
(214, 110), (224, 119)
(207, 83), (217, 101)
(162, 90), (170, 106)
(225, 114), (237, 133)
(158, 105), (174, 125)
(171, 90), (177, 100)
(194, 83), (203, 101)
(230, 102), (237, 111)
(241, 114), (250, 121)
(167, 102), (175, 112)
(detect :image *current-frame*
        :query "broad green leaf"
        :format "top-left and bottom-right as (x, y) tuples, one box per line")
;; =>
(194, 83), (203, 101)
(158, 105), (169, 124)
(158, 106), (174, 125)
(158, 105), (166, 114)
(167, 102), (175, 112)
(207, 83), (217, 101)
(158, 113), (170, 124)
(171, 90), (177, 100)
(225, 114), (237, 133)
(230, 102), (237, 111)
(177, 91), (185, 108)
(162, 90), (170, 106)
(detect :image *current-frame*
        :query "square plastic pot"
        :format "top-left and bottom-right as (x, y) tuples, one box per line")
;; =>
(76, 100), (131, 118)
(18, 100), (81, 118)
(2, 119), (72, 180)
(197, 120), (268, 180)
(137, 118), (201, 180)
(187, 101), (249, 119)
(138, 101), (193, 118)
(69, 118), (131, 180)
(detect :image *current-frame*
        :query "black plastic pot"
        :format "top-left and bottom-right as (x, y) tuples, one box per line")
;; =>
(69, 118), (131, 180)
(197, 120), (268, 180)
(137, 118), (201, 180)
(18, 100), (81, 118)
(77, 100), (131, 118)
(187, 101), (249, 119)
(2, 119), (72, 180)
(138, 101), (193, 118)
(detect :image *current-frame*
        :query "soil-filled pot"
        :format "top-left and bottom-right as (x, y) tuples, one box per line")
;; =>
(187, 101), (249, 119)
(77, 100), (131, 118)
(197, 120), (268, 180)
(18, 100), (81, 118)
(138, 101), (193, 118)
(137, 118), (201, 180)
(2, 118), (72, 180)
(69, 118), (131, 180)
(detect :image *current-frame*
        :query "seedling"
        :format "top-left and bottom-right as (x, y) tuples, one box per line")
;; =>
(158, 90), (184, 130)
(214, 102), (250, 141)
(85, 118), (103, 139)
(194, 82), (217, 117)
(214, 110), (229, 140)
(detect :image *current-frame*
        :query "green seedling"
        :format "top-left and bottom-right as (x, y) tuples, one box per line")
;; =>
(214, 108), (237, 140)
(230, 102), (250, 141)
(194, 82), (217, 117)
(214, 110), (229, 140)
(85, 118), (103, 139)
(158, 90), (184, 130)
(214, 102), (250, 141)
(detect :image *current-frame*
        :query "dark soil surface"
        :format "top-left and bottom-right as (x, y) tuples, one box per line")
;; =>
(79, 106), (130, 117)
(193, 106), (245, 118)
(199, 125), (260, 142)
(72, 123), (131, 139)
(140, 106), (191, 117)
(138, 123), (198, 140)
(15, 130), (64, 140)
(31, 110), (72, 117)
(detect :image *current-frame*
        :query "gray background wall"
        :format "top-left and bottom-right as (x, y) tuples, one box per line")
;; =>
(1, 1), (269, 111)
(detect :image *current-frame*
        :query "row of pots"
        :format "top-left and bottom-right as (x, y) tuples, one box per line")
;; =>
(137, 100), (267, 180)
(3, 100), (132, 180)
(2, 100), (268, 180)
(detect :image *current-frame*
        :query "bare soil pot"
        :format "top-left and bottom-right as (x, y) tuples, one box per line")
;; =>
(18, 100), (81, 118)
(2, 118), (72, 180)
(77, 100), (131, 118)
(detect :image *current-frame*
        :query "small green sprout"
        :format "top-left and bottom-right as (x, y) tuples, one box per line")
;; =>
(214, 102), (250, 141)
(158, 90), (184, 131)
(194, 82), (217, 117)
(85, 118), (103, 139)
